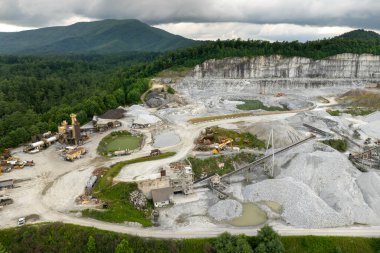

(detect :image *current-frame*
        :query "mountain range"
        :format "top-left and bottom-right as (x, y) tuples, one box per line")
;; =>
(0, 19), (378, 55)
(0, 19), (199, 55)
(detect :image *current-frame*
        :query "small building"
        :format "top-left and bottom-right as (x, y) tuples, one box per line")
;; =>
(137, 176), (170, 199)
(151, 187), (173, 208)
(0, 179), (14, 190)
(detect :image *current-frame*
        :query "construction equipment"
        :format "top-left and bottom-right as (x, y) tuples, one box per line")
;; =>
(212, 138), (233, 154)
(65, 147), (86, 161)
(0, 196), (13, 206)
(150, 149), (162, 156)
(23, 135), (59, 153)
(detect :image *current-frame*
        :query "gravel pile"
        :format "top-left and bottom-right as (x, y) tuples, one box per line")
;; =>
(276, 142), (380, 225)
(286, 111), (334, 131)
(357, 172), (380, 215)
(208, 199), (243, 221)
(363, 111), (380, 122)
(245, 120), (304, 148)
(243, 177), (349, 228)
(360, 120), (380, 139)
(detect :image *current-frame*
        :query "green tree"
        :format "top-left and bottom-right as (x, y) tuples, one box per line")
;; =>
(213, 232), (253, 253)
(0, 242), (8, 253)
(87, 235), (96, 253)
(115, 239), (134, 253)
(254, 225), (284, 253)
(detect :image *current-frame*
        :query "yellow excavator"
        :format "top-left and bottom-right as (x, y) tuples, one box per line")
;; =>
(212, 138), (234, 154)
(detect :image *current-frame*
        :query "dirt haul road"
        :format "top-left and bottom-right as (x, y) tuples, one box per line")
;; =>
(2, 109), (380, 238)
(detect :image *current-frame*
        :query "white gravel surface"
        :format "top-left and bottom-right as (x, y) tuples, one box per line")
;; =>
(42, 167), (94, 212)
(243, 177), (349, 228)
(245, 120), (304, 148)
(152, 131), (181, 148)
(363, 111), (380, 122)
(360, 120), (380, 139)
(357, 172), (380, 215)
(208, 199), (243, 221)
(276, 142), (380, 226)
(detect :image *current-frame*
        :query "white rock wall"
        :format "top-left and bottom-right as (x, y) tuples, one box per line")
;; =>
(177, 54), (380, 94)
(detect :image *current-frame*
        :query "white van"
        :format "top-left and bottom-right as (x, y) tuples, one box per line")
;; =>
(17, 217), (25, 226)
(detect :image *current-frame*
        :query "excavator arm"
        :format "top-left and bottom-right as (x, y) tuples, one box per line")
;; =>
(213, 138), (234, 154)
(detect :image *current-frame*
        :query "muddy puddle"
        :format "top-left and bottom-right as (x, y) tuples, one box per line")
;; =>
(227, 203), (267, 227)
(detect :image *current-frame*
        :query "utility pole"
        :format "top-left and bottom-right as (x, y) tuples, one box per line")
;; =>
(265, 128), (275, 178)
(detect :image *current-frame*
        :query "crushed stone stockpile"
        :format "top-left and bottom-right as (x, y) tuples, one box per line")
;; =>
(243, 177), (349, 228)
(276, 142), (380, 225)
(207, 199), (243, 221)
(357, 172), (380, 215)
(360, 120), (380, 139)
(363, 111), (380, 122)
(126, 105), (161, 124)
(245, 120), (304, 148)
(286, 111), (337, 132)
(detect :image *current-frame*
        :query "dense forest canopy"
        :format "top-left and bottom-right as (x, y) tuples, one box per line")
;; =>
(1, 35), (380, 150)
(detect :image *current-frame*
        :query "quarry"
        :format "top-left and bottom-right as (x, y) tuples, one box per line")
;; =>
(1, 53), (380, 238)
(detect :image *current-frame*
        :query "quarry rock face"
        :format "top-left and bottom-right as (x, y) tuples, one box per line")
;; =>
(178, 54), (380, 94)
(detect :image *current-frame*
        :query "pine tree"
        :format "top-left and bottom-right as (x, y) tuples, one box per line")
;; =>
(86, 235), (96, 253)
(254, 225), (284, 253)
(115, 239), (134, 253)
(213, 232), (253, 253)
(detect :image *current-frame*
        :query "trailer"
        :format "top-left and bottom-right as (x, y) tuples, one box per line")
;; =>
(0, 179), (14, 190)
(113, 149), (130, 156)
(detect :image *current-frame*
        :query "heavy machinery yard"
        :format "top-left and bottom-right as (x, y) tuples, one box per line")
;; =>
(1, 54), (380, 238)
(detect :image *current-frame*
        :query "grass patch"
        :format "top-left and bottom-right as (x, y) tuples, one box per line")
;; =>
(237, 100), (288, 111)
(326, 109), (341, 116)
(83, 152), (176, 226)
(157, 66), (193, 78)
(281, 236), (380, 253)
(189, 152), (257, 180)
(327, 108), (375, 116)
(97, 130), (143, 156)
(82, 182), (153, 227)
(340, 91), (380, 109)
(343, 107), (375, 116)
(321, 139), (348, 152)
(210, 126), (267, 149)
(189, 112), (253, 124)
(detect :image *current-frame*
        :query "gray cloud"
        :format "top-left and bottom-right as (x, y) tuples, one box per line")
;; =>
(0, 0), (380, 34)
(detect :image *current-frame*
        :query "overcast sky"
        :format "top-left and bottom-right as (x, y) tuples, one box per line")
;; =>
(0, 0), (379, 41)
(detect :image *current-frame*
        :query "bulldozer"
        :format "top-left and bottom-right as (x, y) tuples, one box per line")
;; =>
(212, 138), (234, 155)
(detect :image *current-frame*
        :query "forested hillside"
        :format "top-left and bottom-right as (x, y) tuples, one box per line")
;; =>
(1, 35), (380, 150)
(0, 19), (199, 54)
